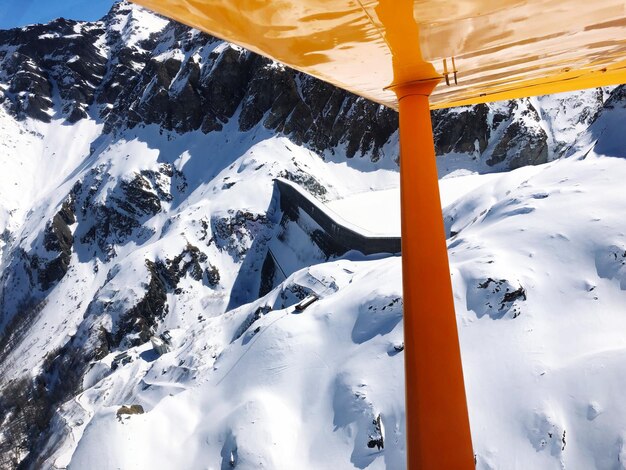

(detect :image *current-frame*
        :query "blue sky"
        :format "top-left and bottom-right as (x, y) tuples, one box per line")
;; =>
(0, 0), (116, 29)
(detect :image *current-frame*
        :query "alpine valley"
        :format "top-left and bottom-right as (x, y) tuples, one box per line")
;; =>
(0, 2), (626, 469)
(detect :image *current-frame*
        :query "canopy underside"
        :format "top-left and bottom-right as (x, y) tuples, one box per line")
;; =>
(131, 0), (626, 109)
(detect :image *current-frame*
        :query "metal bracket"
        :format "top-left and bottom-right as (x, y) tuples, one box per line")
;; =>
(443, 57), (459, 86)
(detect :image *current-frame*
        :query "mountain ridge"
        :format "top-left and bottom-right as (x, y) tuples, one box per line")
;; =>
(0, 1), (615, 169)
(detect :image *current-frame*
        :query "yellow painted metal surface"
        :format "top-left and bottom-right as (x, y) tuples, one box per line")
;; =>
(397, 89), (474, 468)
(131, 0), (626, 109)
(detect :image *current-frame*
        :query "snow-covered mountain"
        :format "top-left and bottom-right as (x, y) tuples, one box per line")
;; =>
(0, 1), (625, 469)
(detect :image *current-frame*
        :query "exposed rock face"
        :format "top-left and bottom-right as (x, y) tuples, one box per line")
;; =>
(238, 59), (398, 159)
(2, 1), (607, 170)
(154, 244), (208, 288)
(0, 17), (106, 122)
(487, 102), (549, 169)
(211, 210), (271, 260)
(0, 197), (77, 329)
(77, 171), (160, 260)
(430, 96), (602, 169)
(74, 242), (218, 351)
(38, 198), (76, 290)
(72, 164), (185, 260)
(116, 404), (145, 418)
(115, 259), (168, 346)
(467, 277), (527, 319)
(279, 170), (328, 200)
(432, 104), (492, 156)
(0, 2), (398, 162)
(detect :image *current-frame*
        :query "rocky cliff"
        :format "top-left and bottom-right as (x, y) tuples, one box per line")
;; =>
(0, 1), (613, 169)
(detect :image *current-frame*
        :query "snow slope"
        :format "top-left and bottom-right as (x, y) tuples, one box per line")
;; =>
(0, 116), (397, 376)
(31, 143), (625, 469)
(0, 3), (625, 468)
(325, 172), (501, 236)
(66, 258), (406, 470)
(1, 87), (625, 468)
(448, 152), (626, 469)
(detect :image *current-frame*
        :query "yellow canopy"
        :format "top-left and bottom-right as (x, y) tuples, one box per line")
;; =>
(131, 0), (626, 109)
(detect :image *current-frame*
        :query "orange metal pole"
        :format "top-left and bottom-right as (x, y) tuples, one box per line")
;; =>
(395, 81), (474, 469)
